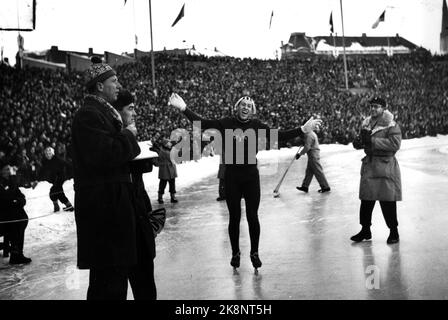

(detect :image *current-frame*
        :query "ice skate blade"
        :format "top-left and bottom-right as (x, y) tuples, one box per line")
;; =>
(351, 238), (372, 243)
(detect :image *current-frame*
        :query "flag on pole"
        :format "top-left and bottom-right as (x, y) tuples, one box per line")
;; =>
(172, 4), (185, 27)
(269, 11), (274, 29)
(329, 11), (334, 33)
(372, 10), (385, 29)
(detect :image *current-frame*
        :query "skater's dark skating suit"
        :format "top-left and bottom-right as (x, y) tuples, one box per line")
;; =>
(182, 108), (305, 256)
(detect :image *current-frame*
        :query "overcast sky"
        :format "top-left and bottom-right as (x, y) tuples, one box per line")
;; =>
(0, 0), (444, 63)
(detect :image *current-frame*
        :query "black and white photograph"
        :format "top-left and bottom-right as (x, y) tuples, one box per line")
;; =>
(1, 0), (448, 308)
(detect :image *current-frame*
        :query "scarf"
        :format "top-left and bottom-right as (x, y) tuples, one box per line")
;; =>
(86, 94), (123, 129)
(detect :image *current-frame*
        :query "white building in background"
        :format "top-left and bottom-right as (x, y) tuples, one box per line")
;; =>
(280, 32), (424, 60)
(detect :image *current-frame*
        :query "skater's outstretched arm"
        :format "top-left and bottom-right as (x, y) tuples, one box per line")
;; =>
(168, 93), (222, 131)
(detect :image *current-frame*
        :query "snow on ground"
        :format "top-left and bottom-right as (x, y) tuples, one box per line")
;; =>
(19, 135), (448, 251)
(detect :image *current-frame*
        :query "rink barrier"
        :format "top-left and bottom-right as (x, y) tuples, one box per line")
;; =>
(0, 210), (72, 225)
(0, 185), (75, 224)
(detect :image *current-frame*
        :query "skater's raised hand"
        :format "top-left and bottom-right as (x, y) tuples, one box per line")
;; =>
(168, 93), (186, 111)
(301, 117), (322, 134)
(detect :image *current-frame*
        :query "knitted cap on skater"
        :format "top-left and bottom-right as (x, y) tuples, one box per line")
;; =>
(85, 56), (117, 90)
(234, 96), (256, 115)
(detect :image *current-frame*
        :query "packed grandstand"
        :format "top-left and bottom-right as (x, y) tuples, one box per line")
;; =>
(1, 51), (447, 186)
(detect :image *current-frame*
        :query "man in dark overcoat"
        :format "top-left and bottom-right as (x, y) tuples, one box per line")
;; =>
(112, 89), (157, 300)
(71, 57), (144, 300)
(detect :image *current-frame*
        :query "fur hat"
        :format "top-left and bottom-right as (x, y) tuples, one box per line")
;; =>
(85, 56), (116, 90)
(112, 90), (134, 111)
(369, 97), (386, 108)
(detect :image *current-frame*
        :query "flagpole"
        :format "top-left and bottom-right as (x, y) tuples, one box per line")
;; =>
(332, 33), (336, 57)
(149, 0), (157, 97)
(339, 0), (349, 90)
(132, 0), (137, 48)
(387, 36), (391, 56)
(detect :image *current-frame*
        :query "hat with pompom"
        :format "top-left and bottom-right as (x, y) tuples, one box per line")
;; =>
(85, 56), (116, 89)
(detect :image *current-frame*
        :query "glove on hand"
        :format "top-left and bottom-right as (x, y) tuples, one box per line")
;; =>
(301, 117), (322, 134)
(352, 136), (364, 149)
(360, 129), (372, 147)
(168, 93), (186, 111)
(150, 142), (162, 154)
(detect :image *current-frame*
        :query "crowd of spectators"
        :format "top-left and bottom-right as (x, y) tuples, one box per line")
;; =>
(1, 51), (447, 187)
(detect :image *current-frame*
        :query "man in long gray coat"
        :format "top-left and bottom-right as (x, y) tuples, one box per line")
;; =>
(154, 138), (178, 204)
(351, 97), (402, 244)
(295, 124), (330, 193)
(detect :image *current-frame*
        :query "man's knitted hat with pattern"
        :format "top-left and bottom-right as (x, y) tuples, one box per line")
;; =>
(85, 56), (116, 89)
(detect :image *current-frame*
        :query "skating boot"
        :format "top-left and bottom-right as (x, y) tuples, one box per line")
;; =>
(250, 252), (262, 272)
(170, 193), (178, 203)
(53, 201), (60, 212)
(296, 186), (308, 193)
(387, 228), (399, 244)
(230, 251), (240, 269)
(63, 201), (74, 212)
(350, 227), (372, 242)
(9, 253), (32, 265)
(158, 193), (164, 204)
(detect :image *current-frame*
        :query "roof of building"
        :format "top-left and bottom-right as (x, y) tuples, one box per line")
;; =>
(281, 32), (419, 51)
(313, 35), (418, 49)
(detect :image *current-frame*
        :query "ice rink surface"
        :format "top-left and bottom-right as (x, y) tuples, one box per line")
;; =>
(1, 135), (448, 300)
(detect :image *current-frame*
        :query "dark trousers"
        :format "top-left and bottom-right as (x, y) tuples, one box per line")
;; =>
(218, 178), (225, 198)
(158, 179), (176, 194)
(50, 184), (69, 204)
(87, 225), (156, 300)
(225, 166), (261, 255)
(359, 200), (398, 229)
(6, 219), (28, 255)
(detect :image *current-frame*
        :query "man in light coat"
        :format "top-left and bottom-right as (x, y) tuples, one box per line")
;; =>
(153, 138), (178, 204)
(295, 124), (330, 193)
(351, 97), (402, 244)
